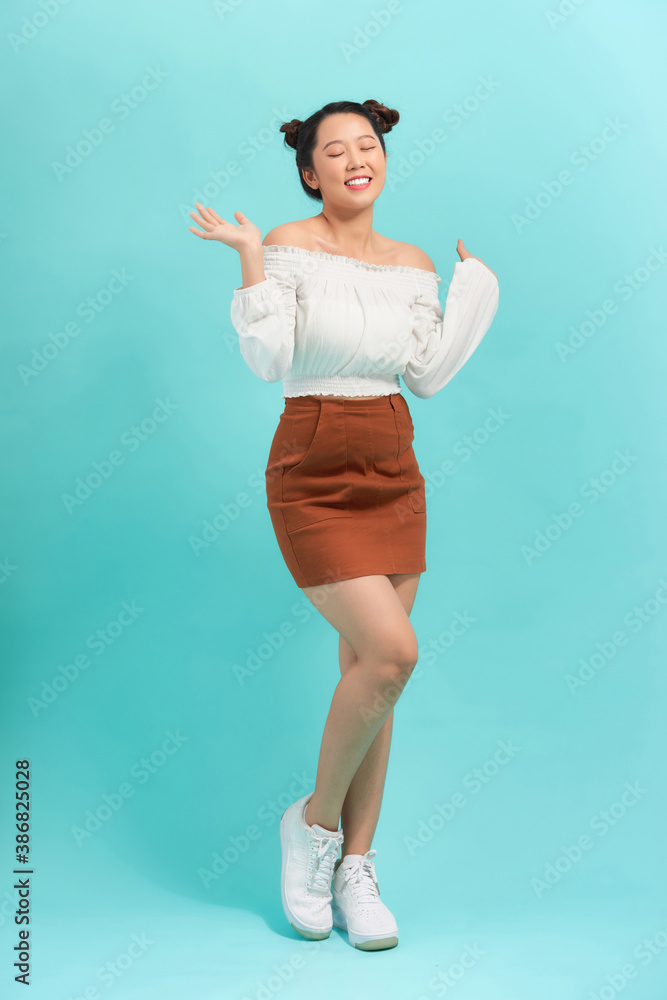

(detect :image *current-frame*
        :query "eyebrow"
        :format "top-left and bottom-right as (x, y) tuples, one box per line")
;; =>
(322, 134), (376, 150)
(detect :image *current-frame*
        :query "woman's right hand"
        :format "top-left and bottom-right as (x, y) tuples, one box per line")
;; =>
(188, 204), (261, 253)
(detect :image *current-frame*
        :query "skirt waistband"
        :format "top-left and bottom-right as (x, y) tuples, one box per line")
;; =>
(283, 392), (405, 413)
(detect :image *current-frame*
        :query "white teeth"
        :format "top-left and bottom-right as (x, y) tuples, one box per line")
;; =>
(345, 177), (371, 186)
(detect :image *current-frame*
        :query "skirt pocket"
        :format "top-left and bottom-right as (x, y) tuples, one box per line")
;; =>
(265, 405), (322, 502)
(273, 402), (352, 532)
(281, 405), (324, 491)
(394, 398), (426, 514)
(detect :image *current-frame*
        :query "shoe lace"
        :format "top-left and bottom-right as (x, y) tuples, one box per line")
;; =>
(307, 833), (342, 894)
(340, 849), (380, 902)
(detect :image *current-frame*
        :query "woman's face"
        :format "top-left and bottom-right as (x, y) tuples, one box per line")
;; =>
(303, 113), (387, 207)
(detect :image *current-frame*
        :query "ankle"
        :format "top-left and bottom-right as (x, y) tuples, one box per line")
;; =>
(341, 845), (370, 858)
(304, 799), (339, 833)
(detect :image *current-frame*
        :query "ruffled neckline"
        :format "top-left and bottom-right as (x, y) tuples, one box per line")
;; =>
(262, 244), (442, 283)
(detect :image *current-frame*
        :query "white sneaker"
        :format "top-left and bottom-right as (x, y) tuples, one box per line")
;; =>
(280, 791), (344, 940)
(331, 849), (399, 950)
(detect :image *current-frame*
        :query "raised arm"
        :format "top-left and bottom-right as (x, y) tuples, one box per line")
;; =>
(402, 252), (499, 399)
(230, 247), (298, 382)
(188, 204), (297, 383)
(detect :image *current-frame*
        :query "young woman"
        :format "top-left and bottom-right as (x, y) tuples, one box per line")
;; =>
(189, 98), (500, 951)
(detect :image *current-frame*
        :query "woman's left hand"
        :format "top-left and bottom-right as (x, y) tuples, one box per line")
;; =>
(456, 238), (498, 281)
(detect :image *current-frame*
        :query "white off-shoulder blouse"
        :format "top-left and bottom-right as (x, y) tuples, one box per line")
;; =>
(229, 244), (499, 399)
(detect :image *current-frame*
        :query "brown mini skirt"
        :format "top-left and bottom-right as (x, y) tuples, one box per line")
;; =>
(264, 393), (427, 588)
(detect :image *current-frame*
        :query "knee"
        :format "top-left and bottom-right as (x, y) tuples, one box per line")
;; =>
(373, 634), (419, 686)
(394, 632), (419, 673)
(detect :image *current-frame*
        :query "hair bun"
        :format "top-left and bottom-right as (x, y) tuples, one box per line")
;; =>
(361, 99), (399, 134)
(279, 118), (304, 150)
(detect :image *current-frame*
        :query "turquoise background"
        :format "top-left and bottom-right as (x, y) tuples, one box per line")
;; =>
(2, 0), (667, 996)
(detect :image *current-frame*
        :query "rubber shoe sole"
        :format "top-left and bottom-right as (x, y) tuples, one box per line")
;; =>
(331, 902), (399, 951)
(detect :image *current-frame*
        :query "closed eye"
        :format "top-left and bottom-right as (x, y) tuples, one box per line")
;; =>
(329, 146), (376, 157)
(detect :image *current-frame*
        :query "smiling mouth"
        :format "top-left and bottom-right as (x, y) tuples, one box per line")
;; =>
(344, 177), (372, 189)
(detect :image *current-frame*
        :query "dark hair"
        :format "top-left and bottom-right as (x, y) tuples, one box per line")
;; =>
(279, 99), (399, 202)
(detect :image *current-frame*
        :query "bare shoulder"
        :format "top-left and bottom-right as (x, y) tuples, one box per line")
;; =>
(394, 242), (437, 272)
(261, 224), (438, 272)
(262, 221), (310, 247)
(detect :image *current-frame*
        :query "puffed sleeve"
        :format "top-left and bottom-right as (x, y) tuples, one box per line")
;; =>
(402, 257), (499, 399)
(229, 248), (298, 383)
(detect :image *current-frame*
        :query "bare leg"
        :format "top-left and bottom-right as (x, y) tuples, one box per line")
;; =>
(300, 573), (420, 834)
(337, 573), (421, 856)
